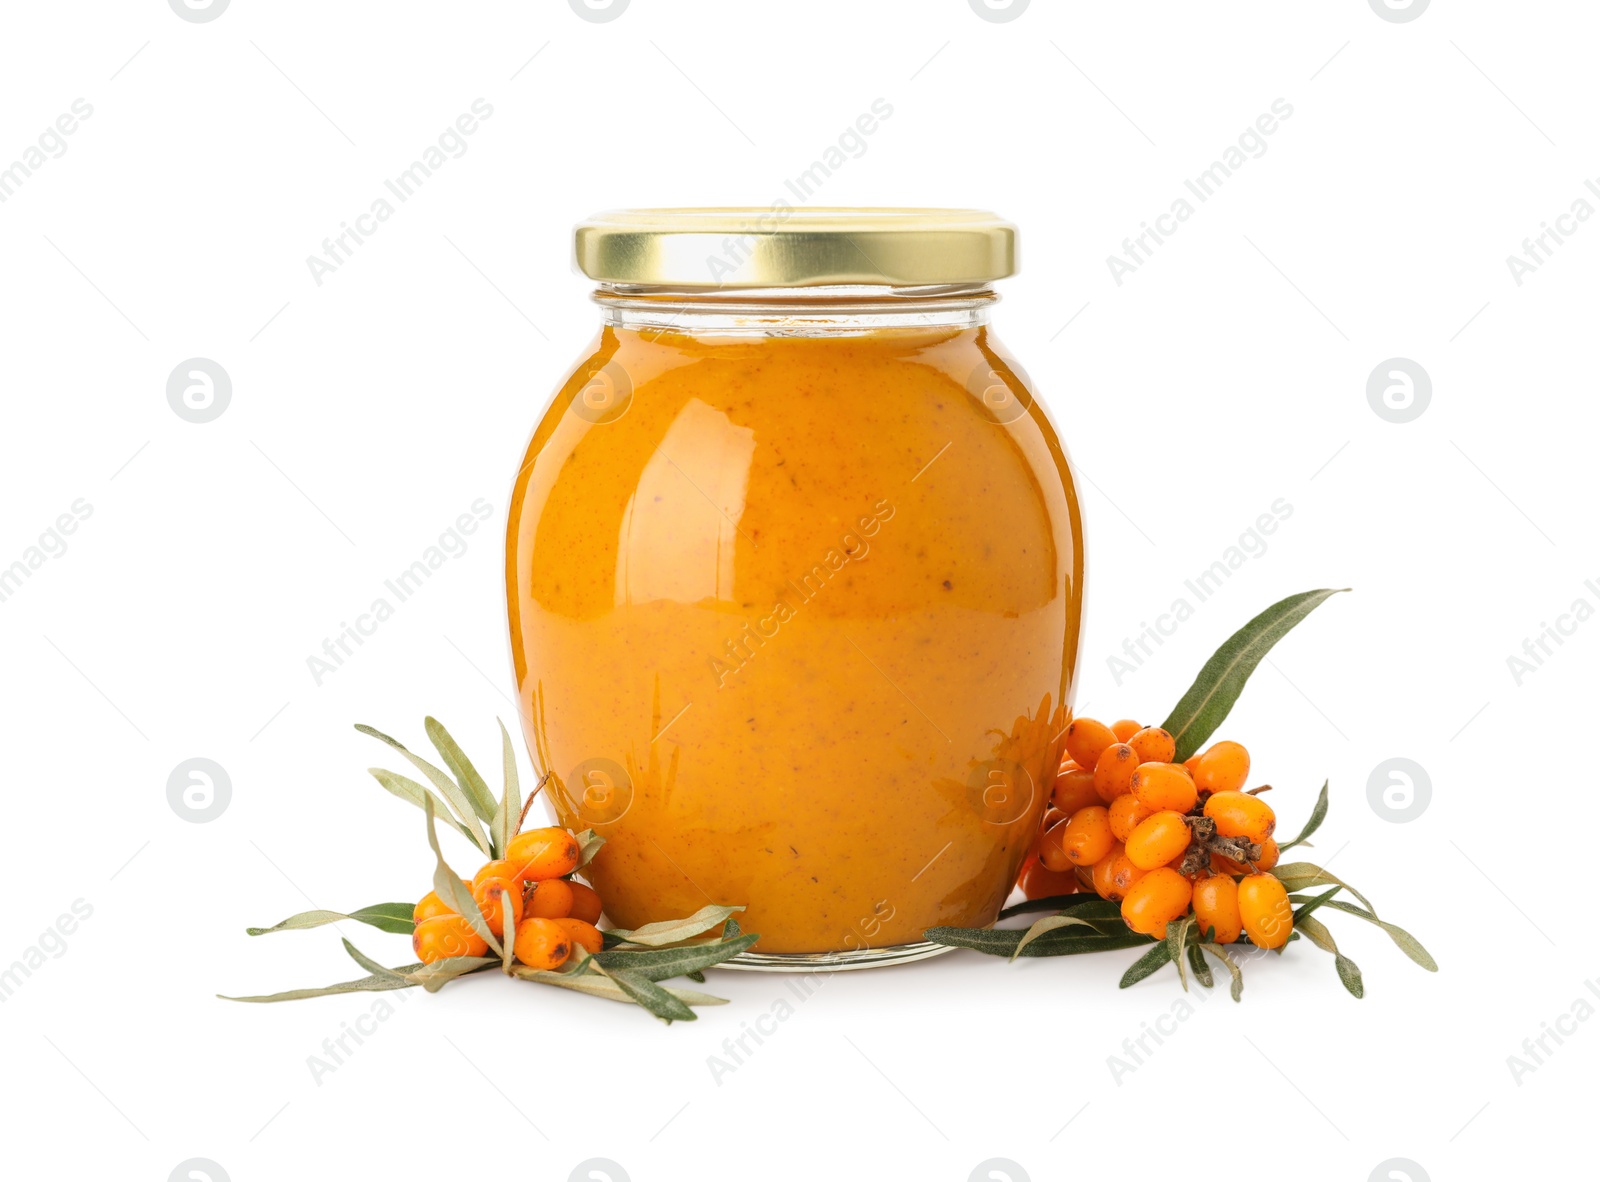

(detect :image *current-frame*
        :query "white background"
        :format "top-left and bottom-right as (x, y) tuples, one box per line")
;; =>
(0, 1), (1592, 1179)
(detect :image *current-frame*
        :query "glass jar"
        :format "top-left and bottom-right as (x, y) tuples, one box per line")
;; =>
(506, 209), (1084, 969)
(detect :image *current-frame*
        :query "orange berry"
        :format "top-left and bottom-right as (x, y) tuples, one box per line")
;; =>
(554, 917), (604, 960)
(1052, 766), (1101, 815)
(471, 873), (524, 940)
(1184, 754), (1201, 775)
(1191, 874), (1242, 943)
(1060, 805), (1115, 867)
(567, 881), (603, 924)
(1111, 719), (1142, 742)
(512, 917), (572, 970)
(1019, 858), (1085, 900)
(1238, 873), (1293, 949)
(1204, 791), (1276, 843)
(1128, 726), (1176, 765)
(506, 827), (581, 882)
(1064, 718), (1117, 773)
(413, 887), (465, 924)
(1125, 810), (1192, 870)
(1037, 819), (1075, 873)
(1093, 743), (1140, 803)
(1110, 852), (1147, 897)
(1131, 762), (1198, 813)
(1193, 741), (1250, 795)
(1090, 843), (1125, 899)
(525, 878), (575, 919)
(471, 860), (517, 889)
(412, 915), (488, 965)
(1108, 793), (1153, 842)
(1254, 837), (1280, 871)
(1120, 868), (1192, 940)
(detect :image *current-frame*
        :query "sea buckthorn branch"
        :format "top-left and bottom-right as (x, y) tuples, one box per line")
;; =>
(928, 589), (1438, 1001)
(224, 717), (755, 1023)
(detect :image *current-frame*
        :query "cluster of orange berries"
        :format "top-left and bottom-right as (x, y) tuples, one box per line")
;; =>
(413, 827), (606, 970)
(1018, 717), (1294, 949)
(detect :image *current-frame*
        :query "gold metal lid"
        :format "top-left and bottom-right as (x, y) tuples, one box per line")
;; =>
(574, 207), (1017, 288)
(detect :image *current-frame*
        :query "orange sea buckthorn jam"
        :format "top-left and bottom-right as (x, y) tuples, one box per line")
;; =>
(506, 210), (1083, 960)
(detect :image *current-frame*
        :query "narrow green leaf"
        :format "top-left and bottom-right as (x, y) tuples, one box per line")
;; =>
(494, 719), (522, 857)
(686, 970), (706, 983)
(1202, 944), (1244, 1002)
(1160, 589), (1348, 762)
(723, 914), (740, 939)
(592, 933), (759, 981)
(1280, 780), (1329, 851)
(1011, 914), (1100, 961)
(498, 890), (515, 976)
(1271, 861), (1376, 916)
(998, 894), (1088, 920)
(1120, 940), (1175, 988)
(1167, 916), (1194, 992)
(1187, 944), (1214, 989)
(405, 955), (498, 993)
(220, 967), (422, 1003)
(1297, 915), (1364, 998)
(368, 768), (489, 855)
(358, 723), (491, 852)
(1322, 900), (1438, 971)
(1292, 886), (1342, 925)
(927, 925), (1150, 958)
(997, 894), (1129, 921)
(247, 902), (415, 937)
(425, 797), (502, 957)
(574, 827), (605, 871)
(607, 904), (743, 948)
(604, 967), (698, 1023)
(425, 716), (498, 826)
(341, 938), (409, 982)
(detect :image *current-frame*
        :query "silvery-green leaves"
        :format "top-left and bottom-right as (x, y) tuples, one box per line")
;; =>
(219, 967), (426, 1004)
(1280, 781), (1329, 851)
(425, 795), (502, 957)
(229, 714), (755, 1023)
(246, 902), (415, 937)
(1160, 589), (1347, 762)
(928, 895), (1149, 959)
(925, 588), (1435, 1002)
(360, 719), (505, 858)
(606, 904), (741, 947)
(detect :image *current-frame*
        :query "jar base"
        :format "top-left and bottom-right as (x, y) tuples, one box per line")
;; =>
(722, 940), (958, 973)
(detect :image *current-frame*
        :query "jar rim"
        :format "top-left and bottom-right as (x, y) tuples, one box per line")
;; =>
(574, 207), (1016, 288)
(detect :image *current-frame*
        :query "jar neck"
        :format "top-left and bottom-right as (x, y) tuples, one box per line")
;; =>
(593, 283), (995, 334)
